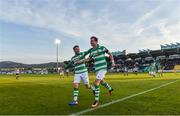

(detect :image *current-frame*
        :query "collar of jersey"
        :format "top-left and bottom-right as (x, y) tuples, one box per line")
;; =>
(93, 44), (100, 49)
(75, 52), (80, 56)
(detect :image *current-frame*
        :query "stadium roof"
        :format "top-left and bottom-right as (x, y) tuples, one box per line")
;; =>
(161, 42), (180, 50)
(113, 47), (180, 59)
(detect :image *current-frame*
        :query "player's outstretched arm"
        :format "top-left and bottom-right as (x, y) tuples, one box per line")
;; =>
(107, 51), (115, 67)
(104, 47), (115, 67)
(75, 57), (92, 64)
(64, 60), (73, 69)
(74, 49), (92, 64)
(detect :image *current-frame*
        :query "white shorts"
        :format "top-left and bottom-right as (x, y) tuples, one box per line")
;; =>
(149, 71), (156, 75)
(74, 72), (89, 85)
(96, 69), (107, 80)
(158, 70), (163, 73)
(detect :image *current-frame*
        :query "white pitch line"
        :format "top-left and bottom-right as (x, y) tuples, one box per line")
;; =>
(71, 79), (180, 115)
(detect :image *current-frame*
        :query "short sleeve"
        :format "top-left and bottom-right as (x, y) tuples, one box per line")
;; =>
(87, 48), (93, 58)
(70, 58), (74, 64)
(83, 49), (90, 56)
(101, 46), (109, 53)
(64, 60), (73, 69)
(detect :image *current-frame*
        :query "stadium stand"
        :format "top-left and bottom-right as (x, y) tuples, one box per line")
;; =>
(109, 42), (180, 72)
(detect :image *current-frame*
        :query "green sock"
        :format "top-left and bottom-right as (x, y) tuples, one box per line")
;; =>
(101, 81), (112, 90)
(73, 88), (79, 101)
(94, 85), (100, 101)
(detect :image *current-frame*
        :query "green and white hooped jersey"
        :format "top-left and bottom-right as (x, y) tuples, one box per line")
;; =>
(88, 44), (108, 72)
(149, 63), (157, 72)
(71, 52), (88, 74)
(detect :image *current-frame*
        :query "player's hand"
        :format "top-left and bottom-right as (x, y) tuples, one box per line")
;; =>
(111, 61), (116, 67)
(75, 61), (79, 65)
(75, 60), (83, 64)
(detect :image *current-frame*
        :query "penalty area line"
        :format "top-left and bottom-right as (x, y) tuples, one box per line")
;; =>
(71, 79), (180, 115)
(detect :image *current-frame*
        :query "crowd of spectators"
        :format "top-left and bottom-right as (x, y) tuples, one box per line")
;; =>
(109, 56), (180, 72)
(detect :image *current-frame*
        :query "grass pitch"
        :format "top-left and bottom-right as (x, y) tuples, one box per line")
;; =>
(0, 73), (179, 115)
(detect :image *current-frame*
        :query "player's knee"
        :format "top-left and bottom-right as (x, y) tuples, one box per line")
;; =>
(94, 79), (101, 85)
(73, 83), (79, 88)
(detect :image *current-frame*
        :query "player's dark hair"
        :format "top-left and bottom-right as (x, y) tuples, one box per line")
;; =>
(64, 61), (69, 64)
(73, 45), (79, 50)
(90, 36), (98, 42)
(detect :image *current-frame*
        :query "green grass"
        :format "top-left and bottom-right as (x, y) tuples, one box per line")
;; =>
(0, 73), (179, 115)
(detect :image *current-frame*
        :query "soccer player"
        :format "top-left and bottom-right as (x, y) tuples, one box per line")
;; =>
(58, 67), (65, 78)
(86, 36), (115, 108)
(65, 45), (93, 106)
(124, 66), (128, 76)
(133, 62), (139, 75)
(148, 62), (157, 77)
(15, 68), (20, 79)
(156, 60), (163, 77)
(65, 69), (69, 77)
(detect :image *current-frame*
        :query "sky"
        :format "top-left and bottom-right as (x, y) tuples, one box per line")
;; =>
(0, 0), (180, 64)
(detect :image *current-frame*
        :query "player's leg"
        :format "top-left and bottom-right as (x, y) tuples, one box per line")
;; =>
(159, 71), (162, 77)
(73, 83), (79, 101)
(82, 72), (94, 90)
(69, 74), (80, 106)
(135, 70), (138, 75)
(159, 69), (163, 77)
(157, 70), (160, 77)
(153, 71), (156, 77)
(16, 73), (19, 79)
(98, 70), (113, 95)
(149, 71), (153, 77)
(101, 79), (112, 90)
(100, 79), (113, 95)
(91, 79), (101, 108)
(91, 69), (113, 108)
(66, 72), (69, 77)
(161, 71), (163, 77)
(69, 83), (79, 106)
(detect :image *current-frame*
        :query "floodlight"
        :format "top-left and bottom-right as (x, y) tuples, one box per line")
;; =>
(55, 39), (61, 44)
